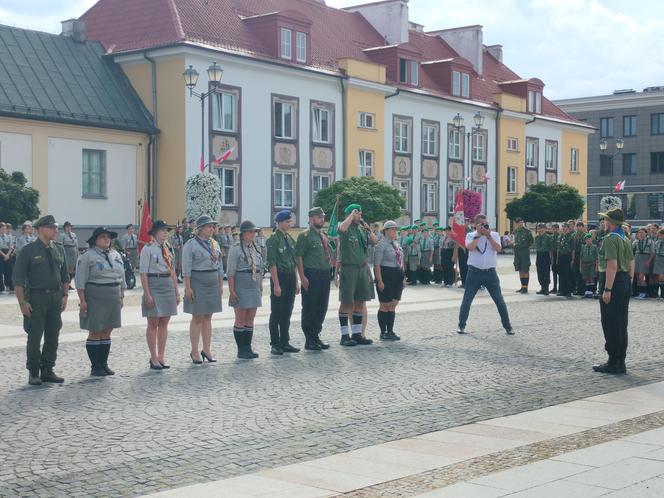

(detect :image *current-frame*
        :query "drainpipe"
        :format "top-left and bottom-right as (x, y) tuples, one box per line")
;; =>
(340, 77), (347, 179)
(144, 51), (159, 219)
(384, 88), (400, 100)
(495, 108), (503, 231)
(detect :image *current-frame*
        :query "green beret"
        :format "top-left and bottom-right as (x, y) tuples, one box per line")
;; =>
(435, 227), (444, 232)
(308, 206), (325, 217)
(399, 226), (408, 231)
(344, 203), (362, 215)
(584, 233), (593, 239)
(410, 224), (418, 230)
(414, 219), (421, 224)
(419, 222), (427, 227)
(33, 215), (58, 228)
(432, 222), (439, 227)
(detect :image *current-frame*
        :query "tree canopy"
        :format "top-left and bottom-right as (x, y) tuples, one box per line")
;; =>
(504, 183), (584, 223)
(314, 176), (405, 223)
(0, 169), (40, 226)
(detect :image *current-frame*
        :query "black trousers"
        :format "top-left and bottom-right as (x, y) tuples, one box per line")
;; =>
(573, 251), (584, 294)
(0, 252), (13, 291)
(458, 249), (468, 285)
(301, 268), (330, 342)
(551, 251), (559, 290)
(441, 248), (455, 285)
(535, 252), (551, 290)
(557, 253), (573, 295)
(269, 271), (296, 346)
(598, 272), (630, 360)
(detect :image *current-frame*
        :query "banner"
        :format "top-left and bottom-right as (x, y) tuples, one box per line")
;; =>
(450, 191), (466, 248)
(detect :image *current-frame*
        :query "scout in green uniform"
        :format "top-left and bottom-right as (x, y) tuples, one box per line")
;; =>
(534, 224), (553, 295)
(0, 221), (16, 292)
(432, 225), (443, 284)
(418, 229), (433, 284)
(556, 223), (575, 297)
(12, 215), (70, 386)
(337, 204), (375, 346)
(572, 222), (587, 295)
(593, 208), (634, 374)
(266, 210), (300, 355)
(581, 233), (598, 298)
(549, 224), (561, 293)
(512, 218), (534, 293)
(406, 235), (419, 285)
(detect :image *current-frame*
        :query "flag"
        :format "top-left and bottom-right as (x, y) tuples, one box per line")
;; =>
(450, 191), (466, 248)
(138, 199), (153, 250)
(482, 172), (490, 182)
(213, 147), (235, 166)
(199, 154), (205, 173)
(614, 179), (626, 191)
(327, 198), (339, 238)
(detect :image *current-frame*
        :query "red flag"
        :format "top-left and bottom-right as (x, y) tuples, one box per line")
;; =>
(199, 154), (205, 173)
(613, 179), (626, 191)
(450, 191), (466, 248)
(213, 147), (235, 167)
(138, 200), (153, 251)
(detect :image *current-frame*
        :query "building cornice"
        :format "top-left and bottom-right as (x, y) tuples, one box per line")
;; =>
(554, 92), (664, 113)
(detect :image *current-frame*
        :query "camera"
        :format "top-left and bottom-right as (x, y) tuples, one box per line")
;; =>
(481, 223), (490, 230)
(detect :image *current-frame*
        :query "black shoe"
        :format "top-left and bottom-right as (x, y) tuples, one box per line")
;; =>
(316, 337), (330, 350)
(201, 351), (217, 362)
(40, 368), (64, 383)
(271, 346), (284, 355)
(556, 292), (563, 296)
(28, 369), (42, 386)
(565, 294), (574, 299)
(536, 289), (545, 295)
(379, 332), (388, 341)
(160, 363), (171, 369)
(618, 359), (627, 374)
(102, 364), (115, 376)
(149, 359), (163, 370)
(505, 328), (515, 335)
(352, 333), (373, 345)
(551, 287), (558, 294)
(281, 344), (300, 353)
(237, 349), (257, 359)
(90, 366), (108, 377)
(519, 288), (528, 294)
(304, 341), (322, 351)
(592, 361), (622, 374)
(340, 336), (357, 347)
(456, 327), (467, 334)
(386, 331), (401, 341)
(190, 352), (203, 364)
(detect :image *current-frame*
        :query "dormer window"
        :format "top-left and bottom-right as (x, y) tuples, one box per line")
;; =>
(280, 28), (292, 59)
(528, 90), (542, 113)
(296, 32), (307, 63)
(280, 28), (308, 64)
(399, 58), (419, 86)
(452, 71), (470, 98)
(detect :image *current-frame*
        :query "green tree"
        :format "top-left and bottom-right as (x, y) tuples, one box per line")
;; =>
(314, 176), (405, 224)
(0, 169), (40, 226)
(505, 183), (584, 223)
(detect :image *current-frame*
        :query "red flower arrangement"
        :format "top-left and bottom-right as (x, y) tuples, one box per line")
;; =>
(462, 189), (482, 222)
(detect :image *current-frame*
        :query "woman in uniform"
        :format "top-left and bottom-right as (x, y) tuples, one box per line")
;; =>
(406, 235), (419, 285)
(654, 229), (664, 299)
(581, 233), (598, 298)
(140, 220), (180, 370)
(182, 215), (223, 364)
(374, 220), (405, 341)
(227, 220), (262, 359)
(76, 227), (125, 376)
(633, 228), (655, 299)
(58, 222), (79, 281)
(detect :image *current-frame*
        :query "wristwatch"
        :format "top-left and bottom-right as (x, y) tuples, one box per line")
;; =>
(473, 235), (480, 240)
(603, 288), (612, 293)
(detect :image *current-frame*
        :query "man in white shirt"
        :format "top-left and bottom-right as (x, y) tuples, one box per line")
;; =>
(457, 214), (513, 335)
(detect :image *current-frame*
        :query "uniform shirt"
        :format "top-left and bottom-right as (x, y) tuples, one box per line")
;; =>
(655, 239), (664, 258)
(169, 232), (184, 250)
(599, 230), (634, 273)
(58, 231), (78, 248)
(266, 230), (297, 272)
(120, 233), (138, 250)
(550, 232), (561, 252)
(374, 237), (404, 269)
(465, 230), (501, 270)
(15, 234), (38, 252)
(633, 238), (655, 256)
(0, 233), (15, 250)
(182, 236), (222, 277)
(139, 242), (175, 274)
(557, 232), (575, 255)
(181, 228), (194, 241)
(221, 233), (233, 249)
(338, 223), (369, 266)
(419, 236), (434, 252)
(432, 233), (441, 249)
(512, 227), (534, 249)
(226, 242), (263, 278)
(534, 233), (553, 252)
(12, 239), (69, 290)
(440, 235), (455, 249)
(295, 228), (332, 271)
(407, 242), (420, 257)
(75, 247), (126, 289)
(581, 244), (598, 263)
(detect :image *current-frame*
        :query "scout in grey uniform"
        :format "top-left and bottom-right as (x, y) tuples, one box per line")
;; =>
(182, 215), (223, 364)
(120, 224), (139, 270)
(221, 225), (233, 276)
(76, 227), (126, 377)
(633, 228), (654, 299)
(15, 221), (37, 253)
(0, 222), (16, 292)
(58, 221), (79, 278)
(406, 235), (419, 285)
(418, 229), (433, 284)
(432, 225), (442, 284)
(374, 220), (405, 341)
(440, 227), (456, 287)
(227, 220), (263, 359)
(654, 229), (664, 298)
(169, 224), (185, 282)
(140, 220), (180, 370)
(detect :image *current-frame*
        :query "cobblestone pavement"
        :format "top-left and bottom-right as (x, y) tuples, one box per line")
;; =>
(0, 284), (662, 497)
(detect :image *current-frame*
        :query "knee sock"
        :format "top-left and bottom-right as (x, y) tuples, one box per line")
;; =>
(339, 313), (349, 336)
(86, 340), (101, 367)
(387, 311), (396, 333)
(377, 310), (388, 333)
(233, 326), (243, 346)
(99, 339), (111, 365)
(520, 277), (529, 290)
(351, 312), (363, 335)
(244, 326), (254, 347)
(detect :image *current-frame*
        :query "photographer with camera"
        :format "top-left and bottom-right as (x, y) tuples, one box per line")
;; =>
(456, 214), (514, 335)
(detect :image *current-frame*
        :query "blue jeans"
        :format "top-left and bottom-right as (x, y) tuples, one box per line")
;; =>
(458, 266), (512, 330)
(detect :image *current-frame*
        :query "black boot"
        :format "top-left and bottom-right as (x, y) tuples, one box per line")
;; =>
(592, 357), (622, 374)
(618, 358), (627, 374)
(304, 331), (321, 351)
(246, 329), (259, 358)
(233, 328), (246, 359)
(100, 340), (114, 375)
(89, 342), (107, 377)
(316, 335), (330, 349)
(28, 368), (42, 386)
(351, 333), (373, 345)
(40, 367), (64, 383)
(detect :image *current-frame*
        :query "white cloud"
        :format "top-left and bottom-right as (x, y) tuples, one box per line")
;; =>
(0, 0), (96, 33)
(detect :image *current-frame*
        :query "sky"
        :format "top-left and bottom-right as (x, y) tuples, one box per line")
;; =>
(1, 0), (662, 100)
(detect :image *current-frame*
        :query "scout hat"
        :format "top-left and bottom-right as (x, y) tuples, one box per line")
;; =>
(410, 224), (418, 230)
(275, 209), (292, 222)
(583, 233), (593, 239)
(87, 226), (118, 245)
(23, 220), (33, 227)
(419, 222), (427, 227)
(343, 203), (362, 215)
(382, 220), (398, 231)
(240, 220), (259, 232)
(148, 220), (169, 235)
(515, 217), (524, 223)
(33, 215), (58, 229)
(308, 206), (325, 217)
(433, 221), (439, 227)
(598, 207), (625, 227)
(195, 215), (217, 230)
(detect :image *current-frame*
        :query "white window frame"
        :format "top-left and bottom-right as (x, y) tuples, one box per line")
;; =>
(295, 31), (307, 63)
(312, 106), (330, 144)
(217, 167), (236, 206)
(545, 141), (558, 170)
(359, 112), (375, 129)
(312, 174), (330, 197)
(280, 28), (292, 59)
(410, 61), (419, 86)
(448, 127), (461, 159)
(422, 182), (437, 213)
(394, 118), (410, 153)
(472, 184), (486, 212)
(570, 148), (579, 173)
(535, 91), (542, 114)
(461, 73), (470, 98)
(528, 90), (535, 113)
(507, 167), (517, 193)
(212, 91), (236, 132)
(472, 131), (485, 162)
(274, 100), (295, 139)
(397, 180), (410, 208)
(274, 171), (294, 208)
(526, 139), (538, 168)
(452, 71), (461, 96)
(447, 183), (461, 213)
(422, 124), (437, 157)
(507, 137), (518, 152)
(359, 149), (374, 176)
(82, 149), (107, 198)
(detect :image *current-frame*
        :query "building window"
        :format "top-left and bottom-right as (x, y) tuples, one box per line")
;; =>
(652, 113), (664, 135)
(312, 106), (330, 143)
(472, 185), (486, 212)
(359, 149), (374, 176)
(359, 112), (375, 129)
(394, 118), (410, 153)
(212, 91), (236, 132)
(545, 141), (558, 170)
(472, 132), (485, 162)
(82, 149), (106, 198)
(422, 124), (437, 157)
(396, 180), (409, 208)
(570, 148), (579, 173)
(507, 167), (517, 193)
(399, 58), (419, 86)
(448, 127), (461, 159)
(452, 71), (470, 98)
(599, 154), (613, 176)
(280, 28), (292, 59)
(274, 100), (295, 139)
(296, 32), (307, 63)
(422, 182), (437, 213)
(648, 193), (664, 218)
(525, 138), (538, 168)
(217, 167), (236, 206)
(651, 152), (664, 173)
(623, 115), (637, 137)
(528, 90), (541, 113)
(447, 183), (461, 212)
(622, 153), (637, 176)
(274, 172), (294, 208)
(600, 117), (614, 138)
(506, 137), (519, 152)
(312, 174), (330, 197)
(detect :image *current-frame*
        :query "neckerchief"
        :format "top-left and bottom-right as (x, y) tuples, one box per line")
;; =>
(609, 227), (625, 240)
(194, 236), (219, 265)
(161, 243), (173, 276)
(318, 230), (332, 264)
(392, 240), (403, 269)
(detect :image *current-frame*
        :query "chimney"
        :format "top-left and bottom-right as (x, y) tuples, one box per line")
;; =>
(344, 0), (409, 45)
(61, 18), (86, 43)
(429, 25), (483, 76)
(486, 44), (503, 63)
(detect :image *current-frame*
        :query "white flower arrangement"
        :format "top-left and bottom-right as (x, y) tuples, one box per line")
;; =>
(599, 195), (622, 213)
(185, 173), (221, 221)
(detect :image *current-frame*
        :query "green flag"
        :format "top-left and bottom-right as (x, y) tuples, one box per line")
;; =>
(327, 198), (339, 237)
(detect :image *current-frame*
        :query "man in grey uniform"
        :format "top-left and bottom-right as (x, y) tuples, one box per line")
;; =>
(120, 224), (139, 270)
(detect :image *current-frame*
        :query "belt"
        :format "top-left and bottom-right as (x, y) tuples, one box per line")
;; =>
(29, 288), (61, 294)
(236, 269), (254, 273)
(468, 265), (495, 272)
(147, 273), (171, 278)
(87, 282), (121, 287)
(277, 270), (295, 274)
(304, 268), (331, 273)
(191, 269), (218, 273)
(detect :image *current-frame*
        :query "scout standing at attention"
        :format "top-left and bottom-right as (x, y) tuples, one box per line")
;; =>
(169, 223), (185, 282)
(76, 227), (126, 377)
(633, 228), (655, 300)
(512, 218), (534, 293)
(581, 233), (598, 298)
(0, 222), (16, 293)
(556, 223), (575, 298)
(13, 215), (70, 386)
(266, 210), (300, 355)
(549, 224), (561, 294)
(373, 220), (405, 341)
(120, 224), (139, 270)
(418, 229), (433, 284)
(58, 221), (79, 280)
(295, 207), (333, 351)
(406, 232), (419, 286)
(534, 224), (553, 295)
(654, 229), (664, 299)
(432, 225), (443, 284)
(337, 204), (375, 346)
(15, 221), (37, 253)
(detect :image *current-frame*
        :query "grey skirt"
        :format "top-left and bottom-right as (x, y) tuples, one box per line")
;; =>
(654, 255), (664, 275)
(80, 283), (122, 331)
(230, 272), (262, 309)
(407, 255), (419, 272)
(432, 248), (441, 265)
(635, 253), (652, 274)
(184, 270), (222, 315)
(143, 275), (178, 317)
(63, 245), (78, 273)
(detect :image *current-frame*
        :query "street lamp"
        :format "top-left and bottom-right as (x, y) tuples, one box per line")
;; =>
(183, 62), (224, 173)
(599, 137), (624, 193)
(453, 111), (484, 188)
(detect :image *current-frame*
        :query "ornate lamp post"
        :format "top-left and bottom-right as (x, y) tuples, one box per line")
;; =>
(453, 111), (484, 188)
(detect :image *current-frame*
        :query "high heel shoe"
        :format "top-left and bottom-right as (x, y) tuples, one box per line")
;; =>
(190, 352), (203, 365)
(160, 362), (170, 369)
(149, 359), (163, 370)
(201, 351), (217, 363)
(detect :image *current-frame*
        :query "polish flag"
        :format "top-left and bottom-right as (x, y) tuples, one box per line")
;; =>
(138, 200), (153, 250)
(614, 179), (626, 191)
(482, 172), (491, 182)
(450, 191), (466, 248)
(199, 154), (205, 173)
(213, 147), (235, 167)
